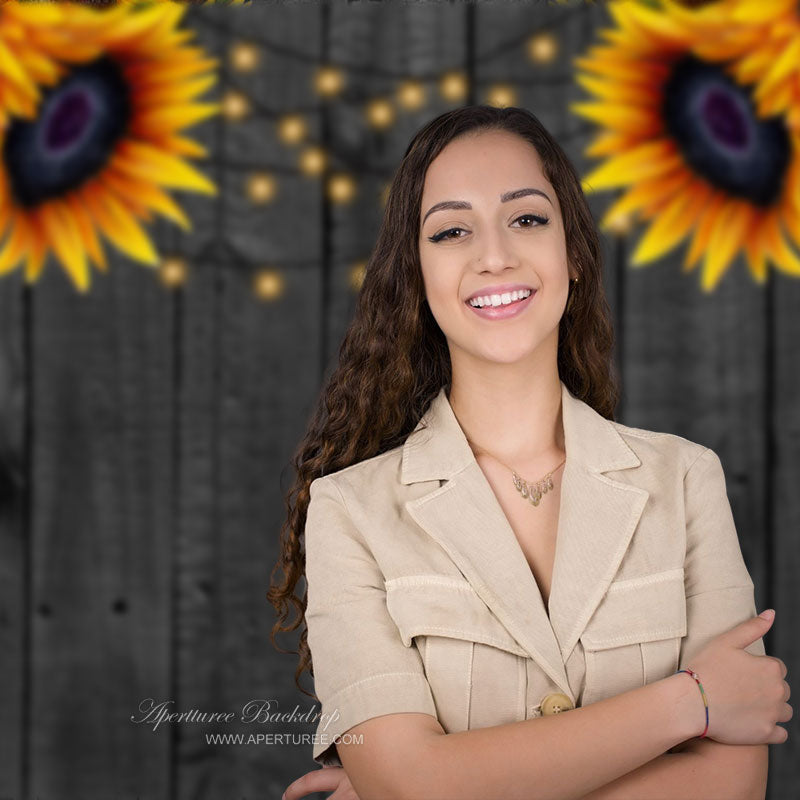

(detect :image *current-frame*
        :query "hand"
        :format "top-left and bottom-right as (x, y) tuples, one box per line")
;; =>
(283, 765), (361, 800)
(685, 610), (792, 745)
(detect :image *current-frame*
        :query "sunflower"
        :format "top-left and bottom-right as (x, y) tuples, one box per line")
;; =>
(570, 0), (800, 291)
(671, 0), (800, 128)
(0, 1), (104, 128)
(0, 1), (220, 292)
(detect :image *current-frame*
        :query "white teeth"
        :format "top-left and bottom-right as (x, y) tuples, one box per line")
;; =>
(468, 288), (532, 308)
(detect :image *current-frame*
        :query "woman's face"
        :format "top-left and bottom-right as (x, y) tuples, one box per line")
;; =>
(418, 129), (574, 368)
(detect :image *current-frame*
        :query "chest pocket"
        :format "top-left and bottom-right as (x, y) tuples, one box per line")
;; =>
(580, 568), (687, 705)
(385, 576), (528, 733)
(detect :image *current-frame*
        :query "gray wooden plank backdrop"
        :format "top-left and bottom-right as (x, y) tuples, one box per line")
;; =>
(0, 1), (796, 798)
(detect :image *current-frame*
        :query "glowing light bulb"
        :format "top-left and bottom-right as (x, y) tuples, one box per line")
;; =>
(366, 98), (394, 129)
(277, 113), (307, 145)
(159, 256), (188, 288)
(253, 268), (285, 301)
(314, 66), (345, 97)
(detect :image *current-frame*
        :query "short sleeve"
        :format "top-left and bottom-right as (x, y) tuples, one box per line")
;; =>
(679, 447), (765, 671)
(304, 476), (437, 768)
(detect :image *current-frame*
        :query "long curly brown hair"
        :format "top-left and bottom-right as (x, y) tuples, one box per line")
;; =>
(267, 105), (619, 698)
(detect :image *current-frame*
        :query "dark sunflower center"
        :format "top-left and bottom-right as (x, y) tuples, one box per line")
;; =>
(3, 55), (131, 208)
(48, 88), (93, 151)
(662, 54), (789, 207)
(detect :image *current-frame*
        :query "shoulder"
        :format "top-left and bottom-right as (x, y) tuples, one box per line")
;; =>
(609, 418), (711, 477)
(309, 442), (406, 504)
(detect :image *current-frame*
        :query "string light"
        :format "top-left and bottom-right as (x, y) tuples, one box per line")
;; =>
(277, 113), (307, 145)
(439, 70), (468, 102)
(327, 173), (356, 204)
(230, 41), (260, 72)
(222, 88), (250, 121)
(253, 268), (285, 300)
(247, 172), (277, 204)
(314, 65), (345, 97)
(208, 12), (569, 301)
(298, 145), (327, 176)
(348, 260), (367, 291)
(158, 256), (189, 288)
(605, 212), (634, 236)
(365, 98), (394, 129)
(527, 32), (559, 63)
(486, 83), (517, 108)
(396, 79), (426, 110)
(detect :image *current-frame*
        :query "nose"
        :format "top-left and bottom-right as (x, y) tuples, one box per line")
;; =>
(474, 227), (521, 273)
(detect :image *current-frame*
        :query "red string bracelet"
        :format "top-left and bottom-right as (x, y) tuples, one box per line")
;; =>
(675, 667), (709, 738)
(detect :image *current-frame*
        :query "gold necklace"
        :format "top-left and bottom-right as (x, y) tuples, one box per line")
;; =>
(468, 440), (566, 507)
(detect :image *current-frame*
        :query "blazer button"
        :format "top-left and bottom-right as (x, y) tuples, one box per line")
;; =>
(540, 692), (574, 715)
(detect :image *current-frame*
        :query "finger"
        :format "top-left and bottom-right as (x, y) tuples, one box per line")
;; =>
(284, 767), (346, 800)
(767, 724), (789, 745)
(773, 656), (788, 678)
(729, 611), (775, 649)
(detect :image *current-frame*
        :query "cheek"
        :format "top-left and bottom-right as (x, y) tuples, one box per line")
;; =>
(421, 263), (459, 315)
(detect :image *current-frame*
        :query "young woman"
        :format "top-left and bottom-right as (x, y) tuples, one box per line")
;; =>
(270, 105), (791, 800)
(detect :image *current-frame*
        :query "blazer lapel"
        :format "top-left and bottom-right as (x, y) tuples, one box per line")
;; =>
(401, 381), (649, 699)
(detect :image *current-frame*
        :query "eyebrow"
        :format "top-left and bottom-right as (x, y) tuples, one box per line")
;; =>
(422, 187), (553, 225)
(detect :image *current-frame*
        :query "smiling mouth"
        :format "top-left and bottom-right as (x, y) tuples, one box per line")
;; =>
(467, 288), (533, 308)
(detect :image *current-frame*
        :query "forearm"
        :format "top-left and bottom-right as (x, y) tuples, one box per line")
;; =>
(577, 751), (748, 800)
(406, 673), (704, 800)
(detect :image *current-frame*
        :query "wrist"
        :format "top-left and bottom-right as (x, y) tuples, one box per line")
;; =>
(661, 671), (708, 743)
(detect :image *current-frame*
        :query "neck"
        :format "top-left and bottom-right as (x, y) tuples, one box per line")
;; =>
(447, 369), (565, 473)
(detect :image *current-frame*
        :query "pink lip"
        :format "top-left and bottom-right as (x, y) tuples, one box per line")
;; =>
(466, 289), (536, 320)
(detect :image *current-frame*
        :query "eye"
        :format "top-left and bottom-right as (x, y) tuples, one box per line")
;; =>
(427, 213), (549, 243)
(513, 213), (549, 228)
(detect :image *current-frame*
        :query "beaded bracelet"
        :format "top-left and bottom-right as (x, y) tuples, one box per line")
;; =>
(675, 667), (709, 738)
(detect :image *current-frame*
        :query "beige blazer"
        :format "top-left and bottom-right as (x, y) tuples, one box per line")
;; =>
(304, 381), (765, 767)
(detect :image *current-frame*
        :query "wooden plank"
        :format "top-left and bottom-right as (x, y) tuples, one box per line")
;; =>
(28, 252), (174, 797)
(173, 4), (327, 798)
(0, 273), (26, 800)
(770, 271), (800, 796)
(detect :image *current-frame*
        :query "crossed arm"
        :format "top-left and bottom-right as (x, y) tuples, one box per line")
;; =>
(577, 738), (768, 800)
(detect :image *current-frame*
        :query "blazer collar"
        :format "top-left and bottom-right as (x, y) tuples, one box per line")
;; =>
(400, 381), (649, 701)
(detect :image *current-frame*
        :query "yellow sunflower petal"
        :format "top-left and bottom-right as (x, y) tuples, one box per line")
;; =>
(569, 102), (661, 135)
(764, 215), (800, 277)
(701, 201), (751, 291)
(610, 0), (695, 49)
(40, 201), (90, 292)
(631, 190), (696, 266)
(0, 35), (36, 90)
(754, 36), (800, 102)
(153, 134), (209, 160)
(101, 169), (191, 230)
(574, 73), (656, 105)
(24, 211), (49, 285)
(0, 212), (28, 276)
(683, 192), (725, 272)
(581, 139), (680, 190)
(573, 51), (668, 83)
(131, 102), (221, 134)
(584, 131), (638, 159)
(729, 0), (795, 23)
(80, 184), (160, 267)
(114, 140), (216, 195)
(600, 169), (692, 226)
(66, 194), (108, 273)
(137, 72), (218, 106)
